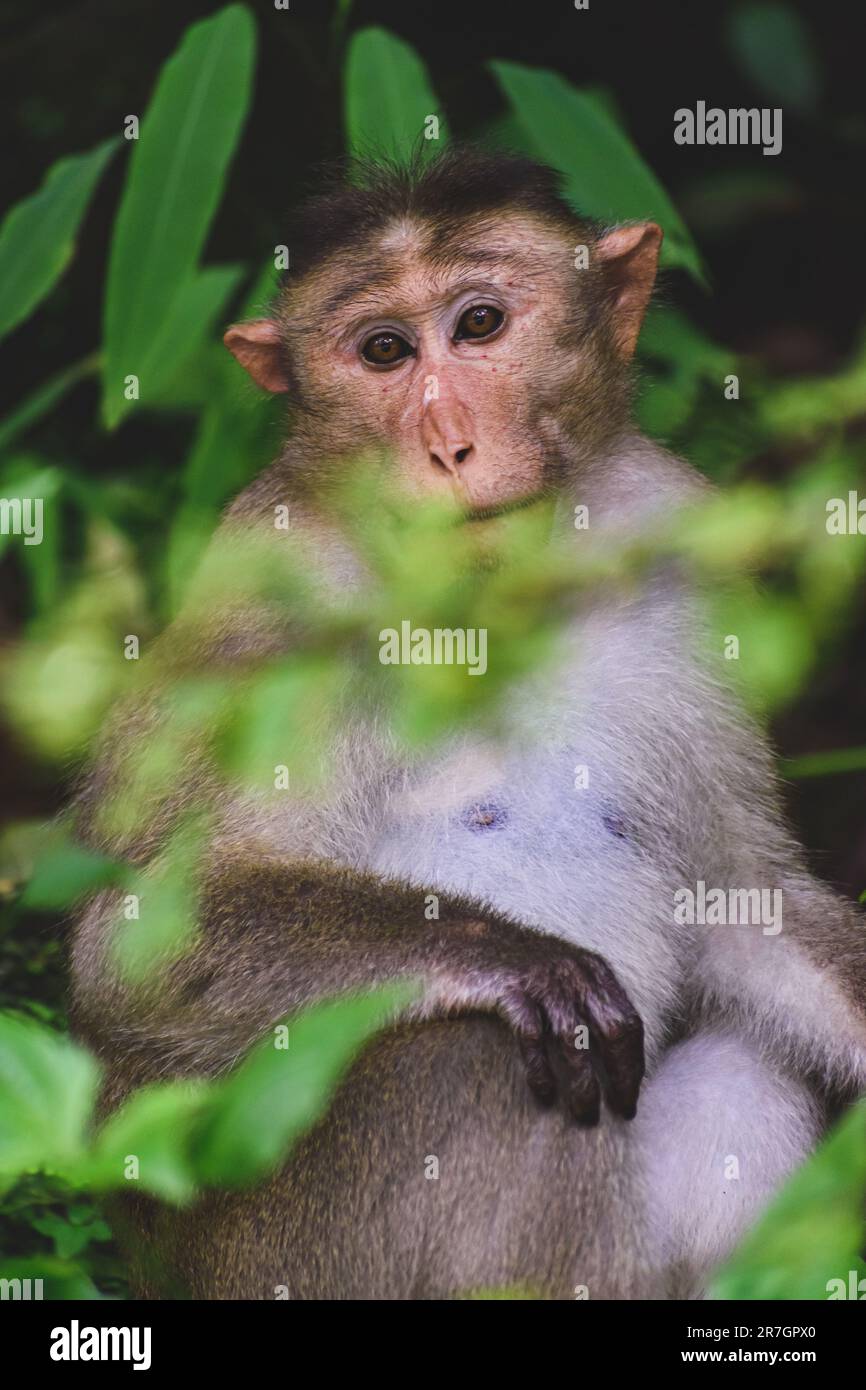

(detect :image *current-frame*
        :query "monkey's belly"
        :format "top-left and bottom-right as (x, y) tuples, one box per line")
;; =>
(365, 743), (682, 1043)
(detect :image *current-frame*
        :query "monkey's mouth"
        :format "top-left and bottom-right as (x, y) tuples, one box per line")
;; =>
(462, 492), (545, 523)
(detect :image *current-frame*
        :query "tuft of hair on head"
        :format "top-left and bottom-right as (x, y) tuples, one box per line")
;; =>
(278, 143), (592, 286)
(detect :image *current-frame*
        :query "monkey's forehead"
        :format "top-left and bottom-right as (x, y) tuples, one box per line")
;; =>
(279, 211), (585, 327)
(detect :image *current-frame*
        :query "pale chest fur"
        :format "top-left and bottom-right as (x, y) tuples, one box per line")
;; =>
(362, 705), (686, 1046)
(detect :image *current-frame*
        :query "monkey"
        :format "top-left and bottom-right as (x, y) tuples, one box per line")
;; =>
(69, 147), (866, 1301)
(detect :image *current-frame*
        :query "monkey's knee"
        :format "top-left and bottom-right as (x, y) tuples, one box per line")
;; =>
(636, 1032), (822, 1297)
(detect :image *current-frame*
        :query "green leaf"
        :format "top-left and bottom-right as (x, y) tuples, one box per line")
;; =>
(21, 836), (126, 911)
(0, 1014), (99, 1179)
(0, 139), (118, 342)
(31, 1210), (112, 1260)
(490, 62), (705, 284)
(0, 1256), (106, 1300)
(111, 818), (207, 982)
(0, 459), (59, 574)
(713, 1103), (866, 1299)
(87, 1081), (207, 1203)
(635, 364), (700, 437)
(144, 264), (245, 403)
(102, 4), (256, 427)
(781, 747), (866, 779)
(0, 354), (99, 455)
(237, 258), (280, 320)
(728, 2), (820, 114)
(194, 985), (415, 1186)
(345, 27), (445, 160)
(761, 349), (866, 438)
(640, 306), (736, 379)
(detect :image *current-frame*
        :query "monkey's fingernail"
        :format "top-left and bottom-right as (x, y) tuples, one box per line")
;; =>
(607, 1088), (639, 1120)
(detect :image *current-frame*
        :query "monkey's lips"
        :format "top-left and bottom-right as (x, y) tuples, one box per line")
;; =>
(461, 492), (545, 523)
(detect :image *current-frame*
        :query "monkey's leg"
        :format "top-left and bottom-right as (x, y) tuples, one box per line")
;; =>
(79, 858), (648, 1299)
(635, 1030), (822, 1299)
(127, 1016), (656, 1301)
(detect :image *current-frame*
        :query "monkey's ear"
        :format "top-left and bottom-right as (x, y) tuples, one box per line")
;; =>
(595, 223), (663, 360)
(223, 319), (291, 393)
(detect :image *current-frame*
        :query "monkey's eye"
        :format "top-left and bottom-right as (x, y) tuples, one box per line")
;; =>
(360, 331), (414, 367)
(454, 304), (504, 341)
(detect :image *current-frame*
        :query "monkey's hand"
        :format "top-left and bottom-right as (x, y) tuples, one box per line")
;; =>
(77, 861), (643, 1126)
(427, 919), (644, 1125)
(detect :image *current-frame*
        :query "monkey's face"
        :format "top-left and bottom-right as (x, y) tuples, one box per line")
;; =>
(225, 211), (661, 516)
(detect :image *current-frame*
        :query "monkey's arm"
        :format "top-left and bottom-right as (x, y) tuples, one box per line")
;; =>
(693, 871), (866, 1096)
(73, 856), (645, 1124)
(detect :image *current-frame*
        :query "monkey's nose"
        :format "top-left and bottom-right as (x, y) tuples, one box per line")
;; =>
(421, 399), (475, 475)
(430, 442), (474, 474)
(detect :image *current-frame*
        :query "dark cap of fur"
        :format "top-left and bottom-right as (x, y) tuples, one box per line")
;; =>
(280, 145), (591, 283)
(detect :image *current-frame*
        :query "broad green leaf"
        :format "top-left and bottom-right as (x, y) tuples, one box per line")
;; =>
(163, 395), (277, 610)
(635, 364), (700, 437)
(194, 985), (415, 1186)
(145, 260), (279, 413)
(728, 2), (820, 114)
(31, 1210), (112, 1260)
(163, 284), (281, 610)
(21, 836), (126, 911)
(0, 139), (118, 342)
(111, 817), (207, 982)
(102, 4), (256, 427)
(713, 1103), (866, 1299)
(724, 594), (813, 710)
(476, 111), (531, 154)
(636, 307), (738, 440)
(237, 257), (280, 319)
(345, 27), (445, 160)
(0, 1014), (99, 1179)
(87, 1081), (207, 1202)
(144, 264), (245, 403)
(490, 62), (705, 283)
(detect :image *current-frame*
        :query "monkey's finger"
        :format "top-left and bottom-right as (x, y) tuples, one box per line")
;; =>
(576, 955), (645, 1117)
(499, 989), (556, 1106)
(582, 1007), (644, 1119)
(517, 1032), (557, 1107)
(544, 1026), (601, 1126)
(521, 977), (600, 1120)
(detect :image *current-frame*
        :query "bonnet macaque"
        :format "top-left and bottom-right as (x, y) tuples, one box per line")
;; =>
(71, 148), (866, 1299)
